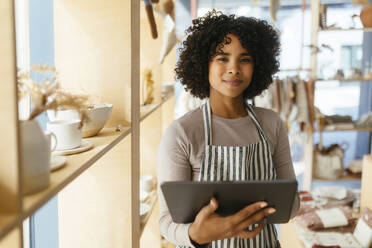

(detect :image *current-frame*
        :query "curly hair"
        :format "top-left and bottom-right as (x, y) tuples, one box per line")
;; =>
(175, 10), (280, 100)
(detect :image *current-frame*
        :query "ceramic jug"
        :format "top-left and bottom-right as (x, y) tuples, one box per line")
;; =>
(20, 119), (50, 195)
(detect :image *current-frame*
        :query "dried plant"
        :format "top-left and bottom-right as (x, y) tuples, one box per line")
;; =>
(17, 64), (90, 127)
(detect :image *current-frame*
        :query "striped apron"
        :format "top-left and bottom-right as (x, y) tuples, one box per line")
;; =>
(179, 100), (279, 248)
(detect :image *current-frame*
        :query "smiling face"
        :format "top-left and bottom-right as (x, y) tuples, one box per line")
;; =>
(208, 34), (254, 100)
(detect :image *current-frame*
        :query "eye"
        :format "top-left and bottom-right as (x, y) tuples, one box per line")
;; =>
(240, 57), (252, 63)
(217, 57), (228, 62)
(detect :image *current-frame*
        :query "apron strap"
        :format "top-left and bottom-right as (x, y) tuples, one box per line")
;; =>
(202, 100), (212, 146)
(202, 99), (272, 151)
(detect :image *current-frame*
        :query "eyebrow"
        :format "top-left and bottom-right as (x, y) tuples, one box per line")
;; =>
(216, 52), (251, 56)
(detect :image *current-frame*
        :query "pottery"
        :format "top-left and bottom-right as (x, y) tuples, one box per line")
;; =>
(360, 5), (372, 28)
(47, 103), (113, 138)
(20, 119), (50, 195)
(47, 119), (82, 150)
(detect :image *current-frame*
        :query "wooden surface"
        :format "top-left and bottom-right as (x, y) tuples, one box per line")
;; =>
(54, 0), (132, 127)
(0, 228), (20, 248)
(280, 222), (305, 248)
(0, 0), (20, 216)
(0, 215), (18, 240)
(131, 0), (141, 247)
(58, 135), (132, 248)
(361, 154), (372, 211)
(141, 201), (161, 248)
(22, 127), (130, 218)
(313, 173), (361, 182)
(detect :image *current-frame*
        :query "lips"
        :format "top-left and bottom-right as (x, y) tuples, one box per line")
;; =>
(223, 80), (242, 87)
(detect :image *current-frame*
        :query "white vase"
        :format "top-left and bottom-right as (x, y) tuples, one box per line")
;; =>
(20, 119), (50, 195)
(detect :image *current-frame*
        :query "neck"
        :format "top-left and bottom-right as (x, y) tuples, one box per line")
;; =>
(209, 92), (247, 119)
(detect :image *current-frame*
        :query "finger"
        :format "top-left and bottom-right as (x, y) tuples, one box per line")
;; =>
(236, 221), (265, 239)
(235, 207), (275, 231)
(230, 201), (268, 225)
(197, 197), (219, 220)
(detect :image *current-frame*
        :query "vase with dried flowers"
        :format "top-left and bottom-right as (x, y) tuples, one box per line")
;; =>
(18, 65), (89, 195)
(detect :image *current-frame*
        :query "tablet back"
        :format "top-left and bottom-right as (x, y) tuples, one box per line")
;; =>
(161, 179), (297, 224)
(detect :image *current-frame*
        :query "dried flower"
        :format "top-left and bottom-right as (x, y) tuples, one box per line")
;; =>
(17, 65), (90, 127)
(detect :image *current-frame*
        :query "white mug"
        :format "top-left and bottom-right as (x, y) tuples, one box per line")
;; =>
(46, 119), (82, 150)
(44, 130), (57, 152)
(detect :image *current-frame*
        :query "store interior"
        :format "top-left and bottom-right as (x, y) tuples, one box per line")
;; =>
(0, 0), (372, 247)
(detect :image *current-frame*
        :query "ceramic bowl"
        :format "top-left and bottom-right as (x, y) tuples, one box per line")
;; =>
(47, 103), (113, 138)
(140, 175), (154, 192)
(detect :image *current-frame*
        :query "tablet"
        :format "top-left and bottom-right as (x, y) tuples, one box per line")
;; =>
(161, 179), (298, 224)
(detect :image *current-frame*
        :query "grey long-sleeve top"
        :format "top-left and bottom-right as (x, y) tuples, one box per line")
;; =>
(157, 105), (300, 247)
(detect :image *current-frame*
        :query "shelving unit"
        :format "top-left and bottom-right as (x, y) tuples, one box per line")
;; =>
(281, 1), (371, 245)
(302, 0), (372, 191)
(0, 0), (176, 247)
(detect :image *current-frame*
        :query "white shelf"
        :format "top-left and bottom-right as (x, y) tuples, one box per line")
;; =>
(316, 78), (372, 83)
(313, 174), (361, 182)
(317, 126), (372, 132)
(319, 27), (372, 32)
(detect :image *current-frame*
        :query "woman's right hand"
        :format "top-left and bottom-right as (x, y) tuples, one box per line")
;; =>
(188, 198), (276, 246)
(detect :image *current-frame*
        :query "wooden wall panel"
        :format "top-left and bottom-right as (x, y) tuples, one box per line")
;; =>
(361, 154), (372, 211)
(0, 228), (21, 248)
(58, 136), (132, 248)
(54, 0), (132, 126)
(0, 0), (20, 213)
(140, 107), (162, 177)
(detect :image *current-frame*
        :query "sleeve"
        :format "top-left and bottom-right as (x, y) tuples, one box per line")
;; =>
(157, 121), (197, 247)
(272, 119), (300, 218)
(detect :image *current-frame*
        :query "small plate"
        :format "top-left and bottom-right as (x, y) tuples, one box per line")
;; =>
(50, 156), (67, 171)
(52, 140), (94, 156)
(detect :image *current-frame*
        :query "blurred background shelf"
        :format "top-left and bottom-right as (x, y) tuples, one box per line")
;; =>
(313, 174), (361, 182)
(319, 27), (372, 32)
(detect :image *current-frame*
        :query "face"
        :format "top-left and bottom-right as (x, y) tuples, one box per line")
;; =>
(208, 34), (254, 100)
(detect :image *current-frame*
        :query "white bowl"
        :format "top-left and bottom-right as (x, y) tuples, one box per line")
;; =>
(47, 103), (113, 138)
(140, 175), (154, 192)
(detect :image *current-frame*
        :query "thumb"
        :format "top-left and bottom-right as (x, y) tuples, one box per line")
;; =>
(200, 197), (218, 217)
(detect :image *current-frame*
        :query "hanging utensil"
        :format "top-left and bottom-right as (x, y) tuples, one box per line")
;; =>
(143, 0), (158, 39)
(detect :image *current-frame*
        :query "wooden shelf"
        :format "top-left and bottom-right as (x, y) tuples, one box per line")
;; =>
(317, 126), (372, 132)
(313, 174), (361, 182)
(316, 78), (372, 83)
(21, 126), (131, 220)
(140, 191), (158, 236)
(20, 92), (174, 221)
(0, 214), (18, 240)
(140, 91), (174, 122)
(0, 90), (175, 238)
(319, 27), (372, 32)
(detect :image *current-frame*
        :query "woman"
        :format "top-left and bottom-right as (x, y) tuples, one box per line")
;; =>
(157, 10), (299, 248)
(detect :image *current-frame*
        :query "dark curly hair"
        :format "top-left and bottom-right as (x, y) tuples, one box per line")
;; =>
(175, 10), (280, 100)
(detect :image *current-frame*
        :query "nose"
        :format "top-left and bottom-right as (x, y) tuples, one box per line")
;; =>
(227, 60), (240, 75)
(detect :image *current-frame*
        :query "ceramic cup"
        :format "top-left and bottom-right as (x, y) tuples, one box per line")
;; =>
(46, 119), (82, 150)
(140, 175), (154, 192)
(44, 130), (57, 153)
